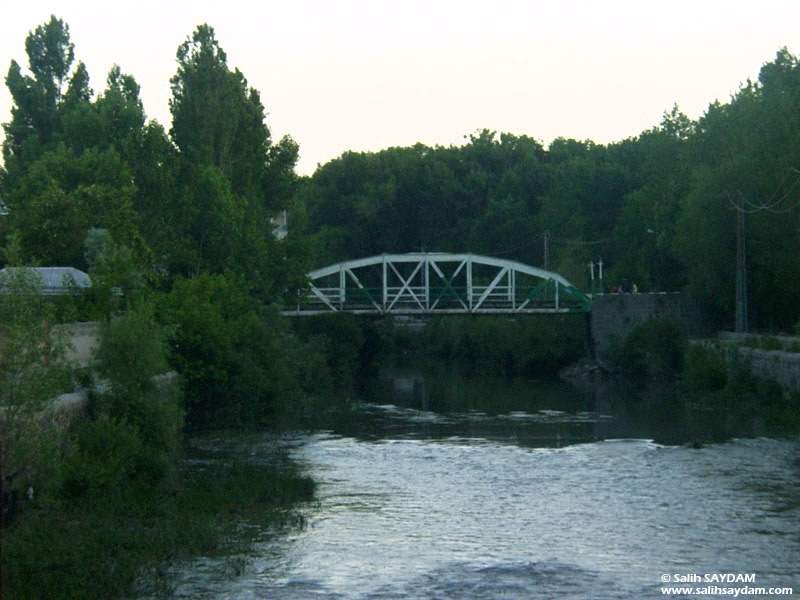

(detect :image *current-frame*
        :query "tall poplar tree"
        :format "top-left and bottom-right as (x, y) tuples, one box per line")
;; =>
(166, 24), (303, 297)
(2, 16), (89, 185)
(2, 16), (148, 269)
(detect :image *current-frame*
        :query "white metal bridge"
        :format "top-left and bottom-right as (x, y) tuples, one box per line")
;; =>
(283, 253), (591, 316)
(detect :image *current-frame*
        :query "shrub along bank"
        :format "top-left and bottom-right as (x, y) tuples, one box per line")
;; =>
(0, 277), (316, 600)
(400, 314), (587, 377)
(683, 343), (800, 432)
(606, 316), (800, 432)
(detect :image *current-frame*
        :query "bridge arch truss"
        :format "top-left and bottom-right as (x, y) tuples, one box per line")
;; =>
(284, 253), (590, 316)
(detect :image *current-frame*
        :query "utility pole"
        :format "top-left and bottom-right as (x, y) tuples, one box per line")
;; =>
(735, 208), (748, 332)
(588, 258), (603, 294)
(727, 194), (749, 333)
(543, 230), (550, 271)
(597, 257), (603, 290)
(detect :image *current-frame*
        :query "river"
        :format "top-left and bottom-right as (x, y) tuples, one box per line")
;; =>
(163, 364), (800, 599)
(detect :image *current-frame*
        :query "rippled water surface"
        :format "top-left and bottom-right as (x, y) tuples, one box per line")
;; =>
(167, 369), (800, 599)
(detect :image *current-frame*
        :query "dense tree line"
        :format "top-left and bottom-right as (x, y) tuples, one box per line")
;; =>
(1, 18), (308, 297)
(298, 53), (800, 332)
(0, 17), (338, 428)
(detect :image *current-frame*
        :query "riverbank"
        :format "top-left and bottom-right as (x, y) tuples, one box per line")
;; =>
(559, 342), (800, 439)
(0, 301), (317, 600)
(0, 434), (314, 600)
(699, 332), (800, 394)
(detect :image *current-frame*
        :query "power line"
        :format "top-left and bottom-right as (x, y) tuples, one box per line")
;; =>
(491, 230), (611, 258)
(491, 233), (544, 257)
(549, 233), (613, 246)
(727, 168), (800, 214)
(725, 167), (800, 332)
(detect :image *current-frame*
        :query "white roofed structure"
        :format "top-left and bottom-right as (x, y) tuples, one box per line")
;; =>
(0, 267), (92, 295)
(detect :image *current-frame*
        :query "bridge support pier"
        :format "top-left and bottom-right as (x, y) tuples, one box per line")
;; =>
(589, 292), (694, 360)
(584, 311), (595, 359)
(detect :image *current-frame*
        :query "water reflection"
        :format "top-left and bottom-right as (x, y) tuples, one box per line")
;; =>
(339, 360), (786, 446)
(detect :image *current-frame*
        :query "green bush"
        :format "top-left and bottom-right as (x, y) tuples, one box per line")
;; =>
(611, 316), (688, 379)
(158, 272), (329, 427)
(5, 446), (316, 600)
(416, 314), (584, 377)
(94, 300), (183, 454)
(684, 344), (728, 391)
(0, 266), (73, 522)
(756, 335), (782, 351)
(61, 417), (142, 497)
(94, 300), (169, 396)
(293, 313), (366, 389)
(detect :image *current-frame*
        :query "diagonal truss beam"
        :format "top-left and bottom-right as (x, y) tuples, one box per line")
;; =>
(473, 266), (509, 310)
(428, 259), (469, 310)
(288, 253), (590, 315)
(310, 284), (339, 311)
(346, 267), (382, 312)
(387, 260), (425, 311)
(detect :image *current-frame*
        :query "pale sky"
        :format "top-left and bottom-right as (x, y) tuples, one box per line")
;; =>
(2, 0), (799, 175)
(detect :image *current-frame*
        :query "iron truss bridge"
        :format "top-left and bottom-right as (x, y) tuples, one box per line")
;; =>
(283, 253), (591, 316)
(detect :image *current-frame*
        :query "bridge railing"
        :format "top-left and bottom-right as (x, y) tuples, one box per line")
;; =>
(291, 285), (588, 315)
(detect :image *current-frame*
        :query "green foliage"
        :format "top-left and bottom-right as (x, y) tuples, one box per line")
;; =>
(158, 272), (324, 426)
(687, 355), (799, 431)
(417, 315), (584, 377)
(0, 266), (72, 520)
(61, 65), (145, 158)
(171, 25), (270, 190)
(292, 313), (366, 389)
(610, 316), (688, 379)
(4, 143), (144, 268)
(752, 335), (783, 351)
(61, 416), (142, 497)
(152, 23), (303, 296)
(158, 272), (258, 419)
(2, 15), (79, 174)
(93, 300), (183, 454)
(0, 267), (72, 406)
(95, 301), (168, 395)
(2, 18), (153, 276)
(80, 228), (146, 316)
(3, 447), (315, 600)
(683, 344), (728, 391)
(180, 459), (315, 516)
(299, 132), (549, 265)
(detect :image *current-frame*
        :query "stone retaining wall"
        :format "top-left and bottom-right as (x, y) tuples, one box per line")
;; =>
(38, 371), (181, 430)
(43, 390), (91, 429)
(53, 321), (99, 367)
(702, 334), (800, 394)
